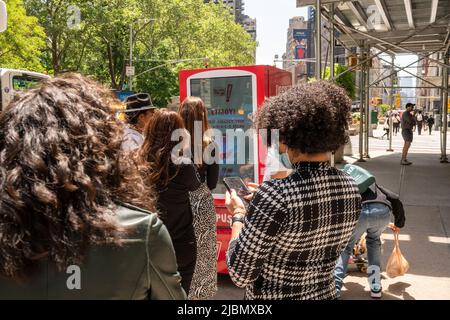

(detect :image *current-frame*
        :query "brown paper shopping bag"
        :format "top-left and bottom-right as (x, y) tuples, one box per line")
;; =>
(386, 231), (410, 278)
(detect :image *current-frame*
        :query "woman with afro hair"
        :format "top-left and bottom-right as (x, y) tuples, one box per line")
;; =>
(225, 81), (362, 300)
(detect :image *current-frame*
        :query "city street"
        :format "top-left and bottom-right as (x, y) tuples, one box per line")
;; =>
(215, 129), (450, 300)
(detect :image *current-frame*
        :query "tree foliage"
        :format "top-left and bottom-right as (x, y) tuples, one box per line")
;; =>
(0, 0), (45, 71)
(17, 0), (256, 106)
(324, 64), (356, 99)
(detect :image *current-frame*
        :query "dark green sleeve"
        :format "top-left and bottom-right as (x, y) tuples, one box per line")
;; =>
(146, 215), (187, 300)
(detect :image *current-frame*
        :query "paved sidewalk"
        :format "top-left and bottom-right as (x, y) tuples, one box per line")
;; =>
(215, 132), (450, 300)
(339, 134), (450, 300)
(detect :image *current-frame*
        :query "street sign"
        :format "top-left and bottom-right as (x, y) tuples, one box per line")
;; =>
(126, 66), (135, 77)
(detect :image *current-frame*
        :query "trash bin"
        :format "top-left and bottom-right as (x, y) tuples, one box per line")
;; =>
(371, 110), (378, 126)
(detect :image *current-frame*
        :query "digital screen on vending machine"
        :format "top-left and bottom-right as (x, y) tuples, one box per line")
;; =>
(190, 76), (255, 196)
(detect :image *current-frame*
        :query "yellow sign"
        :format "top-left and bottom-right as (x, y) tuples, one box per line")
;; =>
(395, 94), (401, 108)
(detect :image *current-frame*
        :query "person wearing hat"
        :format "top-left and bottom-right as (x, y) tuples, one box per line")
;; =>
(400, 103), (416, 166)
(121, 93), (157, 152)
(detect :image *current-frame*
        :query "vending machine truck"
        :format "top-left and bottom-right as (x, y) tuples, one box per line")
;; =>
(179, 65), (292, 273)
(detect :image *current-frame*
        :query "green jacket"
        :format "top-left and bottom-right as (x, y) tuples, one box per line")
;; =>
(0, 204), (186, 300)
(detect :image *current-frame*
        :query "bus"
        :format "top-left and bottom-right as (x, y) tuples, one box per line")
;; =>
(0, 69), (50, 111)
(1, 3), (50, 110)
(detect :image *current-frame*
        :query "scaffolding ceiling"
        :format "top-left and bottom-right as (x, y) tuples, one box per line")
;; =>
(297, 0), (450, 54)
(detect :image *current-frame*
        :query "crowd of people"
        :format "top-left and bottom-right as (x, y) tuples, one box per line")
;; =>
(0, 74), (405, 300)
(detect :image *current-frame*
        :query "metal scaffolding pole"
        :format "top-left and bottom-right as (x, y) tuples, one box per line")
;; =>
(329, 3), (336, 167)
(315, 0), (322, 80)
(358, 45), (366, 162)
(329, 3), (335, 80)
(364, 45), (371, 159)
(387, 54), (395, 152)
(441, 49), (449, 163)
(333, 13), (450, 81)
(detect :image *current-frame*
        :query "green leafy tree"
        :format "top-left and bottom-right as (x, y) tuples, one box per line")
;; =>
(324, 63), (356, 99)
(0, 0), (45, 71)
(21, 0), (256, 105)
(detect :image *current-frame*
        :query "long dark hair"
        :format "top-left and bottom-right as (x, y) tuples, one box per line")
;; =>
(178, 97), (212, 165)
(0, 74), (155, 280)
(136, 109), (187, 188)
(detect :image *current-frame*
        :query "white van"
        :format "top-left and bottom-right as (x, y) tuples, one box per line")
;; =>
(0, 68), (50, 111)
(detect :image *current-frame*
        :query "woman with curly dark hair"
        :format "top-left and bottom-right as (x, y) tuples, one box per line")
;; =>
(0, 74), (185, 300)
(225, 81), (362, 300)
(135, 109), (201, 296)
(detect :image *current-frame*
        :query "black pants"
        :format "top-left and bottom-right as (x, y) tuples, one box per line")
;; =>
(174, 241), (197, 296)
(393, 124), (400, 135)
(429, 125), (433, 135)
(417, 122), (423, 135)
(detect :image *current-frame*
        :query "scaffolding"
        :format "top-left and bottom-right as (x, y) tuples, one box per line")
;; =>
(297, 0), (450, 163)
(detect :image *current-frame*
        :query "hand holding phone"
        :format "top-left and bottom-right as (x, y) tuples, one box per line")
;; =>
(223, 177), (251, 211)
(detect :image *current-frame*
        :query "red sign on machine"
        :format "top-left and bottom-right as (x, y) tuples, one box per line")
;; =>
(179, 65), (292, 274)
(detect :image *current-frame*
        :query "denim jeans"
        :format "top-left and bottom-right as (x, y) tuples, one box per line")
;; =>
(335, 203), (391, 293)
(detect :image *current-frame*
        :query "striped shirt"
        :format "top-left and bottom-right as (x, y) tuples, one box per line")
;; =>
(226, 162), (361, 300)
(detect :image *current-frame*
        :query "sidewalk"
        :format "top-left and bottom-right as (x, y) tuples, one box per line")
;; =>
(339, 139), (450, 300)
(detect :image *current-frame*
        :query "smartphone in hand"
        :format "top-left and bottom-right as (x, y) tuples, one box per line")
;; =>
(223, 177), (251, 210)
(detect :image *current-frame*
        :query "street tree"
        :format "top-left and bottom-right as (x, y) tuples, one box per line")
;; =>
(0, 0), (45, 71)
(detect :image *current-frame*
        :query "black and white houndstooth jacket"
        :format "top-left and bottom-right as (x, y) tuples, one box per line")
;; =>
(226, 162), (361, 300)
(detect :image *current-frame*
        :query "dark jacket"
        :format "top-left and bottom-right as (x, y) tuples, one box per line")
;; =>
(196, 142), (219, 191)
(156, 163), (201, 294)
(362, 184), (406, 228)
(0, 204), (186, 300)
(401, 111), (416, 131)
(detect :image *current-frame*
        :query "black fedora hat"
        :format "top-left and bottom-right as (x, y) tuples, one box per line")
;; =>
(122, 93), (156, 113)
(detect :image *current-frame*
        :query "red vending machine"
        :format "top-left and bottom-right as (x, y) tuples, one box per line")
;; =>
(179, 65), (292, 273)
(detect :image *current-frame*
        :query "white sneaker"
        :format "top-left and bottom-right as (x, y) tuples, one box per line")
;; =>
(370, 283), (382, 299)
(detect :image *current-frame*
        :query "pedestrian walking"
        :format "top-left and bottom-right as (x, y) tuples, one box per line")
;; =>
(401, 103), (416, 166)
(121, 93), (157, 152)
(135, 109), (201, 296)
(381, 116), (390, 140)
(427, 114), (435, 135)
(178, 97), (219, 300)
(423, 113), (429, 131)
(0, 75), (185, 300)
(392, 111), (401, 136)
(224, 81), (361, 300)
(416, 110), (424, 135)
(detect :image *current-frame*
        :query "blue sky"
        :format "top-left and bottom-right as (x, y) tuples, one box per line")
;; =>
(244, 0), (416, 81)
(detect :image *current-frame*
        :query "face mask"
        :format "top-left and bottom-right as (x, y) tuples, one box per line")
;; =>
(280, 148), (293, 169)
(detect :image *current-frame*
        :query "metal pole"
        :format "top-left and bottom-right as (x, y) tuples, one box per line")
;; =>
(364, 45), (371, 159)
(333, 13), (450, 81)
(387, 54), (395, 152)
(129, 24), (133, 92)
(329, 3), (335, 167)
(329, 3), (335, 80)
(315, 0), (322, 80)
(370, 47), (445, 88)
(358, 45), (366, 162)
(441, 49), (449, 163)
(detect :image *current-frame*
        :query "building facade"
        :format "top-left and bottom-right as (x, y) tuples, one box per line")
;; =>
(204, 0), (256, 41)
(416, 53), (443, 113)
